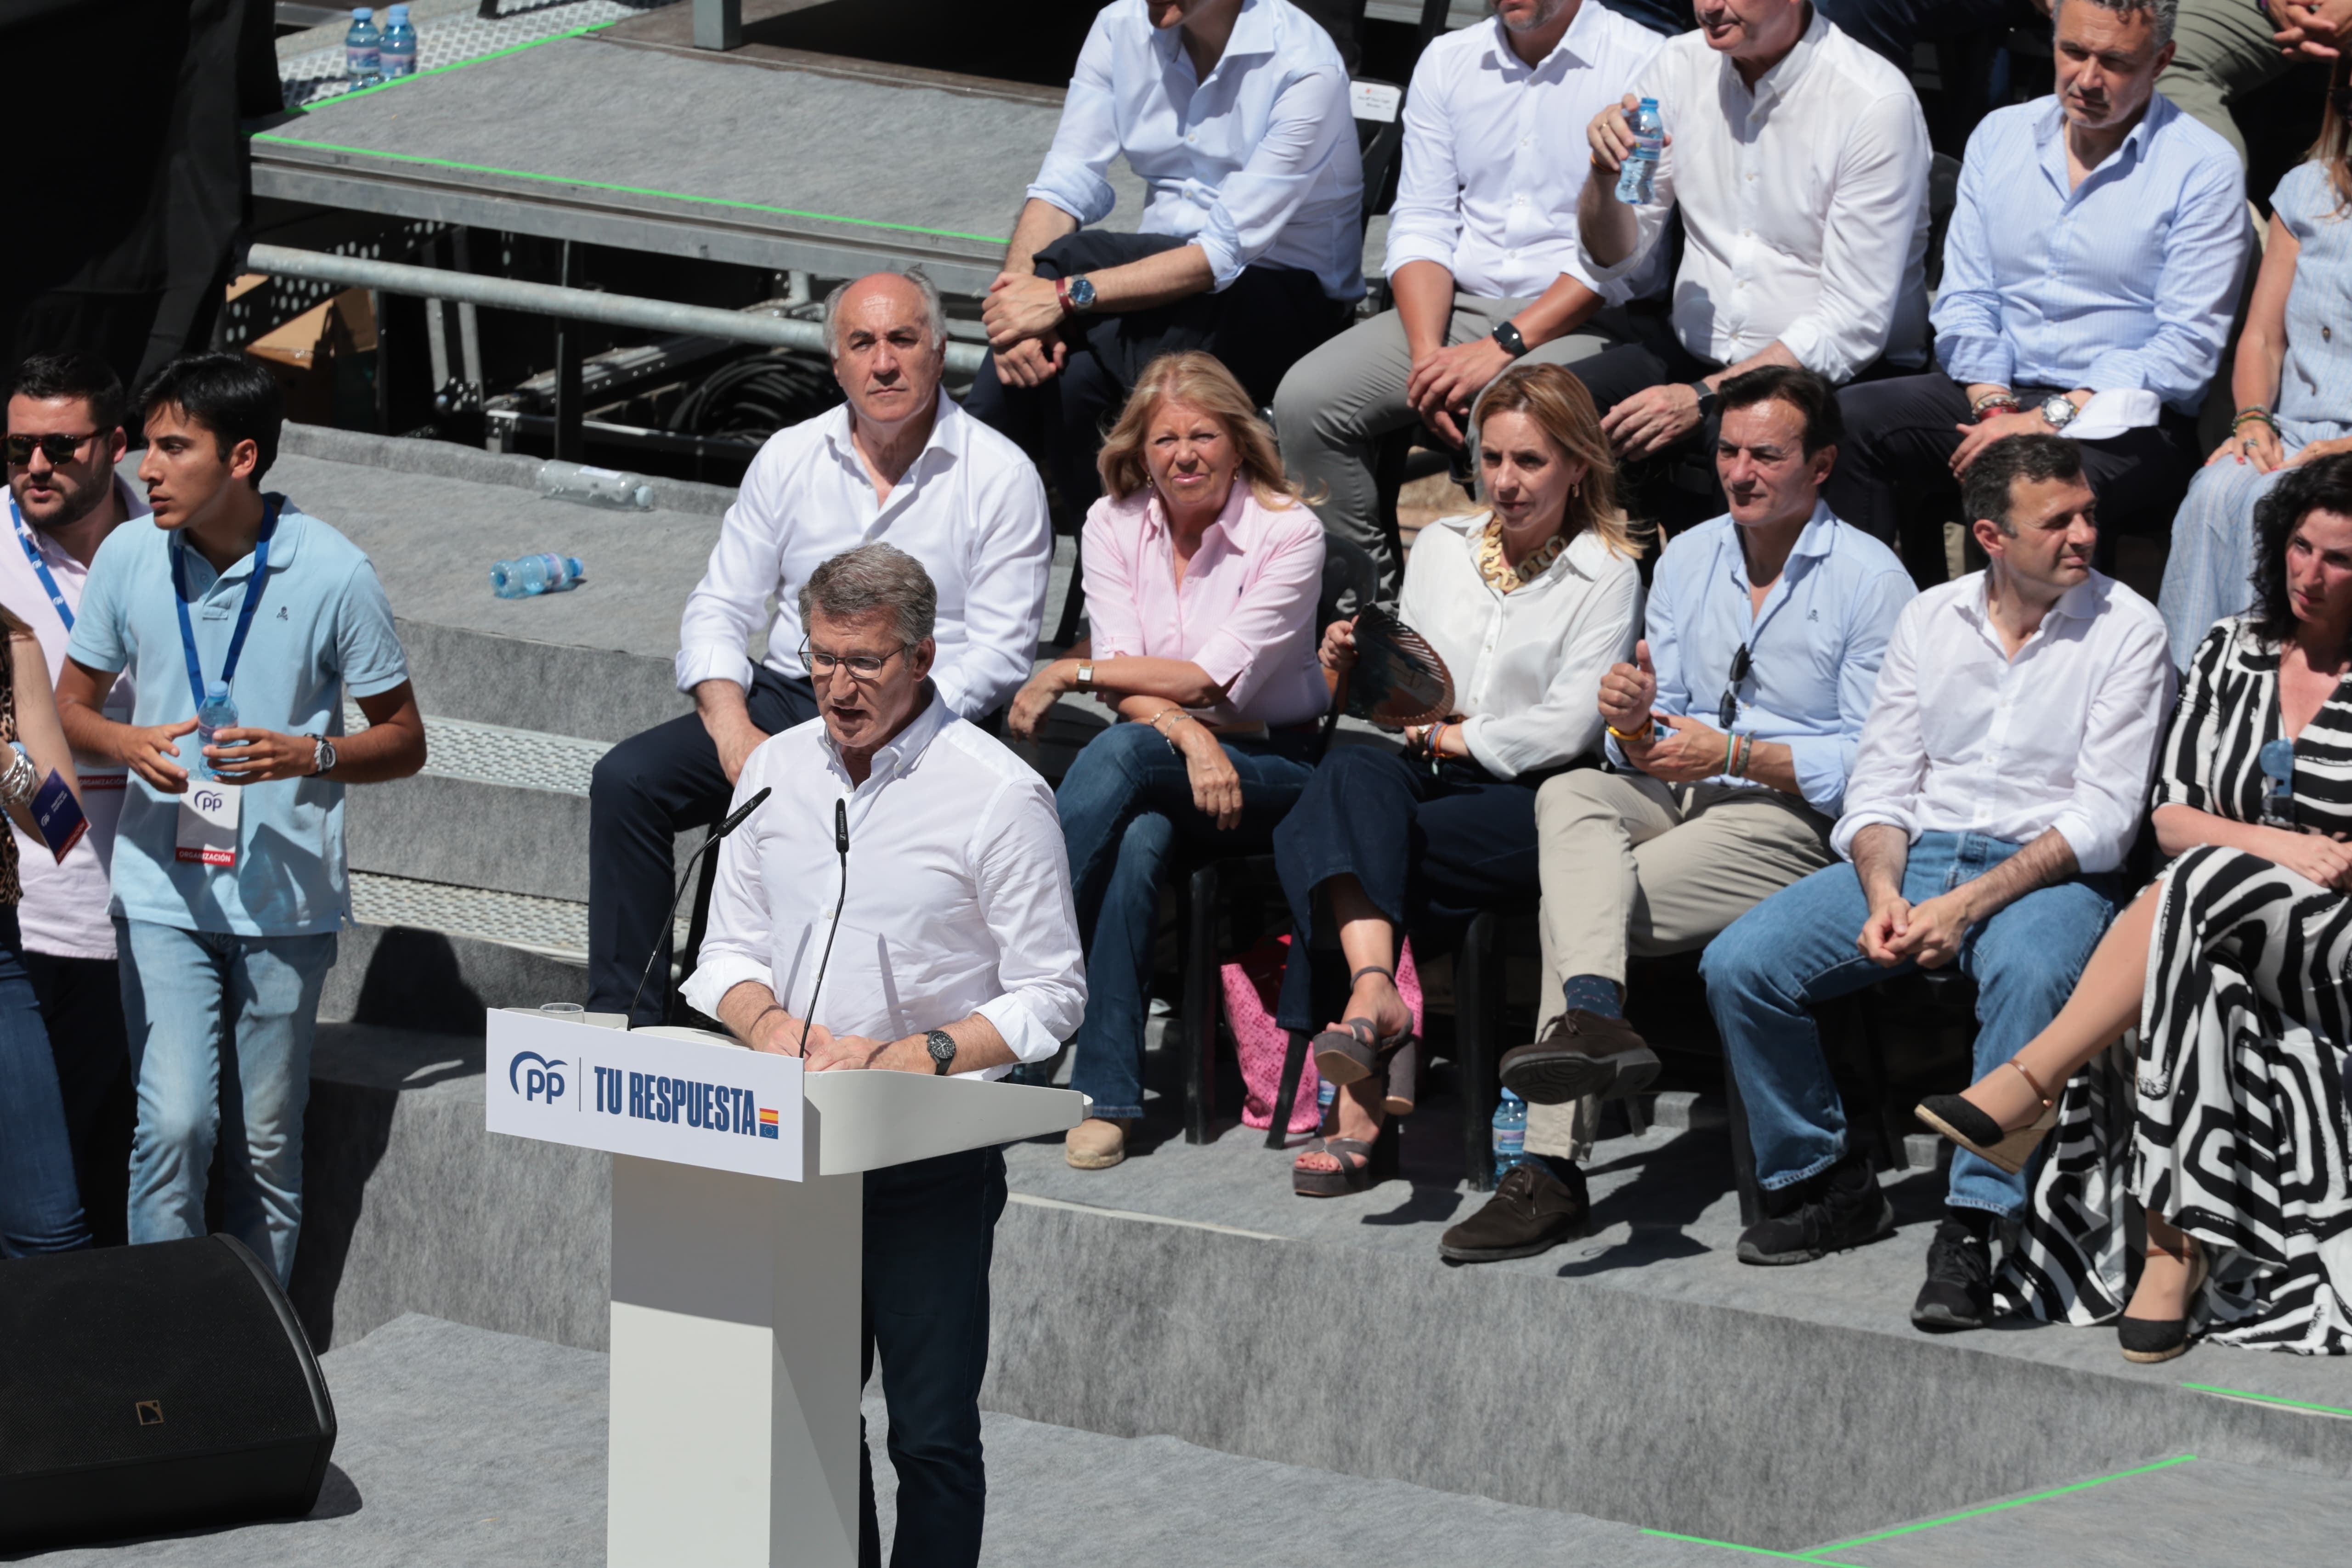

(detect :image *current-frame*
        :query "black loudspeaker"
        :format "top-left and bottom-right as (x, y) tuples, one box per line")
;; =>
(0, 1234), (337, 1550)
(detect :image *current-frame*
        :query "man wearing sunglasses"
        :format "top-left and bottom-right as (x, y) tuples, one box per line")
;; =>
(1443, 366), (1911, 1265)
(1, 353), (148, 1242)
(1703, 434), (2173, 1324)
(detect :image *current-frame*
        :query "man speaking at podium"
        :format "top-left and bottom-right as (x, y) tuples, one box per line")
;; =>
(678, 542), (1085, 1568)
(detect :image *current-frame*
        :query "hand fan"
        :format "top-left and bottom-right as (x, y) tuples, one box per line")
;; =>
(1345, 605), (1454, 730)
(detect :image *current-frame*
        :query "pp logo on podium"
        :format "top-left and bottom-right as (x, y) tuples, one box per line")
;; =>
(509, 1051), (568, 1104)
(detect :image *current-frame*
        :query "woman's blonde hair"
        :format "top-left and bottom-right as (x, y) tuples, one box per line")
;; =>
(2317, 55), (2352, 214)
(1096, 351), (1309, 509)
(1470, 362), (1646, 559)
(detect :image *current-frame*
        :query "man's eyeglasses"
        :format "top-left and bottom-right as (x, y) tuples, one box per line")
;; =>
(801, 640), (911, 683)
(3, 431), (102, 467)
(2260, 736), (2297, 827)
(1718, 644), (1752, 731)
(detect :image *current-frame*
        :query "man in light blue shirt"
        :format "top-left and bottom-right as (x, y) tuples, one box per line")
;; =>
(968, 0), (1363, 517)
(1442, 366), (1911, 1266)
(55, 354), (424, 1285)
(1828, 0), (2248, 576)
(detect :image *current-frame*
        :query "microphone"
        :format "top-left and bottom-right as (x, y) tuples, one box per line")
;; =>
(627, 785), (773, 1025)
(798, 798), (851, 1057)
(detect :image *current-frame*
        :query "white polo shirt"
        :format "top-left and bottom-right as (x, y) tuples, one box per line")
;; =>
(0, 476), (146, 959)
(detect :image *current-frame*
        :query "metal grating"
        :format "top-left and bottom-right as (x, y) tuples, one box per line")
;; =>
(280, 0), (675, 111)
(347, 705), (610, 796)
(350, 869), (688, 959)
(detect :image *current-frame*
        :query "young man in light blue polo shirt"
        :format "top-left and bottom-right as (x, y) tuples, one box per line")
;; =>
(55, 354), (425, 1284)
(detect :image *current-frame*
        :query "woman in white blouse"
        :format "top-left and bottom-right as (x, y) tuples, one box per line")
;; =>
(1273, 363), (1646, 1196)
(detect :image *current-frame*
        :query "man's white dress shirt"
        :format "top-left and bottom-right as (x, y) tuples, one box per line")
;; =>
(1582, 11), (1932, 379)
(1401, 515), (1643, 781)
(674, 391), (1052, 719)
(681, 692), (1087, 1079)
(1381, 5), (1666, 301)
(0, 476), (145, 959)
(1832, 570), (2176, 873)
(1028, 0), (1365, 299)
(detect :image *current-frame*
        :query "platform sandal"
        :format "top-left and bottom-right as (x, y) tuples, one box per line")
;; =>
(1914, 1058), (2061, 1176)
(1292, 1136), (1379, 1198)
(1311, 966), (1416, 1089)
(2118, 1236), (2209, 1365)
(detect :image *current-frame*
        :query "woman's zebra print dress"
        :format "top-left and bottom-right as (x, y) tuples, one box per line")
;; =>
(1997, 618), (2352, 1354)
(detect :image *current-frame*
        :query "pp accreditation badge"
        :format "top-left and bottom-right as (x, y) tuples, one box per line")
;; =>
(175, 782), (241, 867)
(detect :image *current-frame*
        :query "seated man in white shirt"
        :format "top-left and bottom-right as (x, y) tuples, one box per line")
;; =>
(1272, 0), (1666, 595)
(970, 0), (1364, 519)
(1829, 0), (2247, 574)
(1700, 435), (2174, 1327)
(680, 543), (1085, 1568)
(588, 272), (1051, 1025)
(1572, 0), (1932, 516)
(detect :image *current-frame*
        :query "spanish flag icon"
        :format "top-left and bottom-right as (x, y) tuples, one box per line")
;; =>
(758, 1106), (780, 1139)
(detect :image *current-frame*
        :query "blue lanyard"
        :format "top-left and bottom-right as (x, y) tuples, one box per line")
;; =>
(170, 499), (279, 710)
(6, 492), (74, 633)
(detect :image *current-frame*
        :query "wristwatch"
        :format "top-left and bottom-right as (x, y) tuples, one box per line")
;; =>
(307, 734), (337, 777)
(1056, 274), (1097, 317)
(1074, 660), (1095, 693)
(925, 1028), (958, 1076)
(1688, 380), (1719, 419)
(2037, 394), (2079, 432)
(1490, 320), (1529, 359)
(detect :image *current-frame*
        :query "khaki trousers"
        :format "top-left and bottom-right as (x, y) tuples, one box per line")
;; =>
(1523, 770), (1835, 1160)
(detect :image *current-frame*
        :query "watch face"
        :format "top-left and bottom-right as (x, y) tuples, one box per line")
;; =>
(1068, 276), (1096, 310)
(2041, 396), (2075, 427)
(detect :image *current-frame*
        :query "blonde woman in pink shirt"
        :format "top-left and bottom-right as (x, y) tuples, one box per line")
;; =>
(1009, 352), (1329, 1172)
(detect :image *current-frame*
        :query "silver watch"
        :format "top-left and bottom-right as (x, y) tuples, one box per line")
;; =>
(309, 734), (337, 776)
(2037, 395), (2079, 432)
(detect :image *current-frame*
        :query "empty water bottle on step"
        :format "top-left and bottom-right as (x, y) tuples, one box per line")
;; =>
(1316, 1074), (1337, 1131)
(196, 682), (239, 781)
(490, 554), (588, 599)
(537, 459), (654, 511)
(345, 8), (383, 85)
(1491, 1088), (1527, 1185)
(1614, 97), (1663, 204)
(379, 4), (416, 77)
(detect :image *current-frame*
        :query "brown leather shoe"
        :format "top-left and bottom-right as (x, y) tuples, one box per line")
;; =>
(1438, 1160), (1589, 1262)
(1499, 1010), (1660, 1104)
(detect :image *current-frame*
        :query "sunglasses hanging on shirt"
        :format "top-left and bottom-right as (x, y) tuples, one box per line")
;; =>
(1717, 643), (1752, 732)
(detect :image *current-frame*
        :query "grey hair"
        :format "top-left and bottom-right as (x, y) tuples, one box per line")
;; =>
(2055, 0), (2177, 45)
(798, 543), (938, 648)
(821, 268), (947, 355)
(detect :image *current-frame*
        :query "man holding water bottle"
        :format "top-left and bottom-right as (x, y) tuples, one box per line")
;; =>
(1566, 0), (1933, 518)
(52, 354), (425, 1284)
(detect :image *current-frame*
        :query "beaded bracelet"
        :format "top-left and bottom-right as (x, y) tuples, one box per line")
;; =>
(2233, 407), (2281, 436)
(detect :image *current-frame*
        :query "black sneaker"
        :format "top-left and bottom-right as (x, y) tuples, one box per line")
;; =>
(1736, 1154), (1895, 1266)
(1438, 1160), (1589, 1263)
(1910, 1217), (1996, 1333)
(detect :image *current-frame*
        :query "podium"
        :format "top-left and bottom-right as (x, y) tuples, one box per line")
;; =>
(484, 1008), (1086, 1567)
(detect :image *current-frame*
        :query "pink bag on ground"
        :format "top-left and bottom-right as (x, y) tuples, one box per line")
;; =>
(1222, 935), (1423, 1133)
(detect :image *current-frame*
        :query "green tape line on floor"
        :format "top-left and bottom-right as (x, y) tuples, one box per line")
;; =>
(2182, 1382), (2352, 1419)
(1798, 1454), (2199, 1559)
(248, 133), (1011, 247)
(293, 18), (616, 109)
(1638, 1528), (1867, 1567)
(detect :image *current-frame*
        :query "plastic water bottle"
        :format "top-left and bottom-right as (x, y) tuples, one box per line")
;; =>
(1614, 97), (1663, 205)
(1491, 1088), (1528, 1185)
(537, 459), (654, 511)
(344, 9), (383, 85)
(196, 682), (239, 781)
(379, 4), (416, 78)
(491, 555), (588, 599)
(1316, 1074), (1337, 1131)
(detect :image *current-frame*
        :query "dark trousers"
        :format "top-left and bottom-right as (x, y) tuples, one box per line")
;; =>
(963, 231), (1349, 516)
(1557, 313), (1727, 525)
(859, 1144), (1007, 1568)
(586, 667), (818, 1024)
(25, 951), (130, 1248)
(1827, 369), (2201, 577)
(1271, 746), (1555, 1033)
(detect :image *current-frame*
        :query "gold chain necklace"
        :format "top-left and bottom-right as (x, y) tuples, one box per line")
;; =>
(1475, 517), (1564, 594)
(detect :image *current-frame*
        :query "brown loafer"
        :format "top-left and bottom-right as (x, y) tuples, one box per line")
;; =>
(1064, 1118), (1129, 1170)
(1438, 1160), (1589, 1262)
(1499, 1010), (1660, 1104)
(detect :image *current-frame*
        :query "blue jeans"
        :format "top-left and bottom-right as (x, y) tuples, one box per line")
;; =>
(120, 917), (338, 1285)
(1700, 832), (2117, 1217)
(1060, 721), (1314, 1121)
(0, 907), (87, 1256)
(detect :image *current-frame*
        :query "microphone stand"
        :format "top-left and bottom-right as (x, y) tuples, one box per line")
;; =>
(627, 785), (772, 1025)
(799, 798), (850, 1056)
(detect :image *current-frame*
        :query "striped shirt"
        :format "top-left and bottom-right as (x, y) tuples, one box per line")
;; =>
(1932, 93), (2248, 413)
(2154, 617), (2352, 833)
